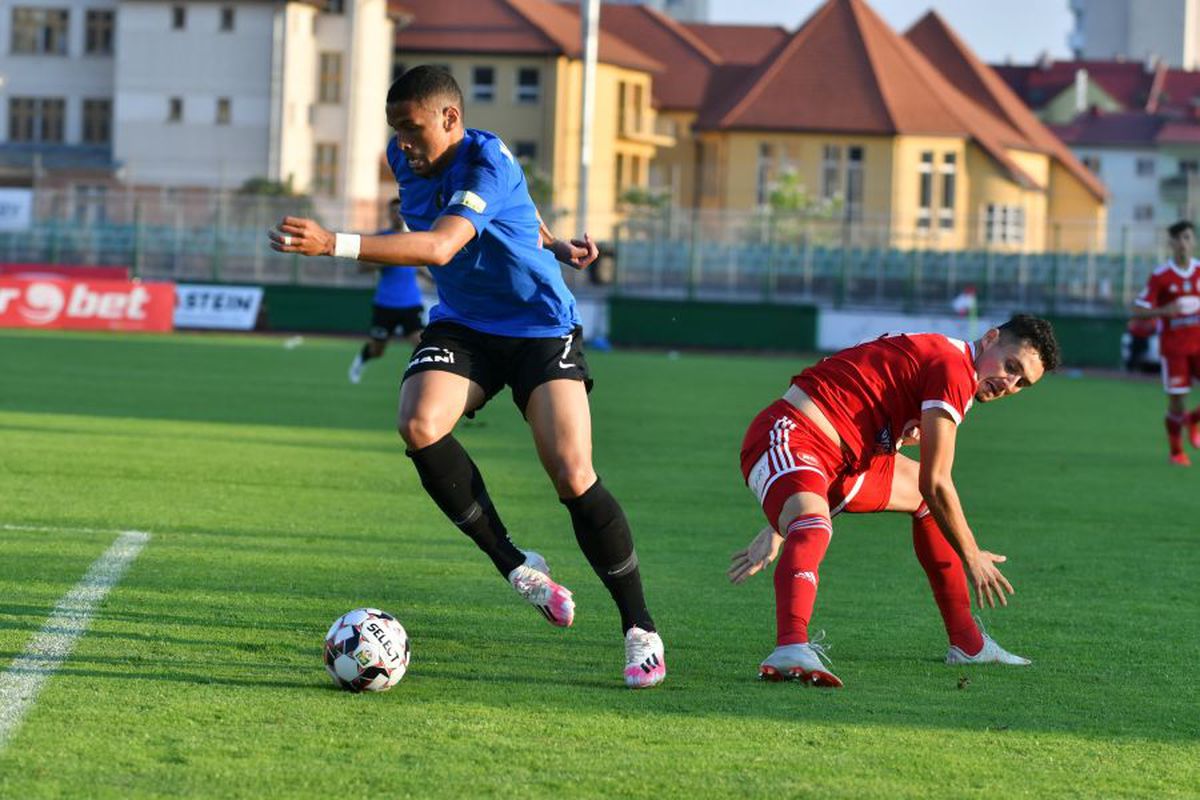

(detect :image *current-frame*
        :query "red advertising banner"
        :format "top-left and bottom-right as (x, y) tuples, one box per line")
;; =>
(0, 278), (175, 332)
(0, 263), (130, 281)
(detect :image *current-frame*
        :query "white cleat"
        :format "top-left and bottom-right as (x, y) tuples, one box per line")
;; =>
(946, 634), (1031, 666)
(508, 553), (574, 628)
(348, 353), (365, 384)
(624, 626), (666, 689)
(759, 641), (843, 687)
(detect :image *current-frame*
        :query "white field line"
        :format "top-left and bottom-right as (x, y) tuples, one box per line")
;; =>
(0, 529), (150, 752)
(0, 524), (125, 535)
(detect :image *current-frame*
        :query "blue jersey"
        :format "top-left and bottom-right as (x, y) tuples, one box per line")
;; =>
(371, 228), (423, 309)
(386, 128), (580, 337)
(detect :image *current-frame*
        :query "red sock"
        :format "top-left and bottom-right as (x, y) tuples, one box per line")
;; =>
(773, 514), (832, 646)
(911, 503), (983, 655)
(1166, 413), (1185, 456)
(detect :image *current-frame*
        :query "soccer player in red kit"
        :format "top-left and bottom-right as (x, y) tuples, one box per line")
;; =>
(1131, 220), (1200, 466)
(733, 316), (1061, 687)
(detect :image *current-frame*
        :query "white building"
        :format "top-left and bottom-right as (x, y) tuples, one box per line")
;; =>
(0, 0), (393, 227)
(1069, 0), (1200, 69)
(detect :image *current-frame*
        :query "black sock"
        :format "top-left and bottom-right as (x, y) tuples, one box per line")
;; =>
(563, 480), (655, 633)
(360, 343), (378, 363)
(407, 435), (525, 577)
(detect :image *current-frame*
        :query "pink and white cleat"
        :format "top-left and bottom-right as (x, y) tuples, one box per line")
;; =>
(624, 627), (666, 689)
(508, 552), (574, 627)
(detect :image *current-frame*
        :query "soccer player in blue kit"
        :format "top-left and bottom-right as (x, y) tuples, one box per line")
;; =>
(269, 66), (666, 688)
(348, 198), (427, 385)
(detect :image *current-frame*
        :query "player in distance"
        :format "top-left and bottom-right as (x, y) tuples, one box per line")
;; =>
(730, 316), (1061, 687)
(269, 65), (665, 689)
(1130, 219), (1200, 466)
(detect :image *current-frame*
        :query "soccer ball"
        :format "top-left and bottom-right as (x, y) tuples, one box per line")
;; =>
(323, 608), (410, 692)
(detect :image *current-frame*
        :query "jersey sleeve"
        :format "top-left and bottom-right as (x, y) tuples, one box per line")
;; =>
(919, 353), (976, 426)
(441, 139), (516, 235)
(1134, 272), (1162, 309)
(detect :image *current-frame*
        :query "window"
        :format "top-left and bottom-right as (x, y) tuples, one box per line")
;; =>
(168, 97), (183, 122)
(1180, 159), (1198, 175)
(631, 83), (644, 134)
(85, 10), (114, 55)
(617, 81), (627, 137)
(514, 141), (537, 162)
(220, 7), (235, 32)
(314, 143), (339, 196)
(472, 66), (495, 103)
(984, 203), (1026, 245)
(756, 143), (775, 206)
(845, 146), (864, 222)
(1136, 157), (1155, 177)
(1081, 154), (1101, 174)
(917, 151), (934, 228)
(631, 155), (642, 187)
(324, 0), (345, 13)
(13, 98), (67, 143)
(615, 153), (625, 198)
(216, 98), (231, 125)
(11, 8), (70, 55)
(7, 99), (36, 142)
(821, 144), (842, 200)
(82, 98), (111, 144)
(516, 67), (540, 104)
(318, 52), (342, 104)
(939, 153), (957, 229)
(171, 5), (186, 30)
(1134, 204), (1155, 221)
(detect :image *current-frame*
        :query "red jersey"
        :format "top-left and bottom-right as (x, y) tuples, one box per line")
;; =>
(1134, 259), (1200, 356)
(792, 333), (978, 469)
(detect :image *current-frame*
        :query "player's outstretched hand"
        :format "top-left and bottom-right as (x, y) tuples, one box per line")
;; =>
(728, 525), (783, 584)
(269, 216), (335, 257)
(966, 550), (1014, 608)
(554, 233), (599, 270)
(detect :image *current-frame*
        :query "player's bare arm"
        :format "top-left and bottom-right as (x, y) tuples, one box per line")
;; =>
(536, 211), (599, 270)
(1130, 297), (1195, 318)
(918, 408), (1013, 608)
(270, 214), (475, 266)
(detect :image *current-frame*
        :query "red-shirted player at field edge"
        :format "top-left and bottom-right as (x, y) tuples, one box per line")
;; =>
(1131, 220), (1200, 466)
(729, 316), (1061, 687)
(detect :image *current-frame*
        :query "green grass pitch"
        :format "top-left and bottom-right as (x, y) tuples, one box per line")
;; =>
(0, 328), (1196, 798)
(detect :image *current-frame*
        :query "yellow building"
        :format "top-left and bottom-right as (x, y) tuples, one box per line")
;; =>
(679, 0), (1107, 253)
(392, 0), (672, 235)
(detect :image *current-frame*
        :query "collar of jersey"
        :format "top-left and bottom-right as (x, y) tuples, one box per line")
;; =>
(1167, 258), (1199, 278)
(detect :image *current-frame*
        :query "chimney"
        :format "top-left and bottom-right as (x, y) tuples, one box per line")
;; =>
(1075, 68), (1089, 114)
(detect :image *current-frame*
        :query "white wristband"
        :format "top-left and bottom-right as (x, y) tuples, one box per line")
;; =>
(333, 233), (361, 260)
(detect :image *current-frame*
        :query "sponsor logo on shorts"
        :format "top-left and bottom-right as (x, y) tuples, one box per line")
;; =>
(408, 346), (455, 367)
(558, 332), (576, 369)
(874, 425), (894, 454)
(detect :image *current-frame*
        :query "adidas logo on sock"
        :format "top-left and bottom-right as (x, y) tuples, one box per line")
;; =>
(793, 570), (817, 586)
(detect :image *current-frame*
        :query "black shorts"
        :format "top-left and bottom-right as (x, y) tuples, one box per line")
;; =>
(370, 304), (425, 341)
(403, 321), (592, 415)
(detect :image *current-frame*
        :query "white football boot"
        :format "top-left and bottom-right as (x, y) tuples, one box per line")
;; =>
(946, 634), (1031, 666)
(624, 627), (666, 689)
(759, 637), (843, 687)
(508, 551), (574, 627)
(348, 352), (366, 384)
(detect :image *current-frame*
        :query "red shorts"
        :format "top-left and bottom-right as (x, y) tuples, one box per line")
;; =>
(740, 400), (850, 526)
(829, 452), (894, 517)
(1160, 352), (1200, 394)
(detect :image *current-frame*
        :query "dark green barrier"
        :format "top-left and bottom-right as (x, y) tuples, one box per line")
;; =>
(1045, 314), (1126, 368)
(260, 284), (374, 333)
(609, 297), (817, 351)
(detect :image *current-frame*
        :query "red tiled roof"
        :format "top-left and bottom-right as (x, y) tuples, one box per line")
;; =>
(682, 23), (789, 66)
(695, 0), (1040, 190)
(595, 5), (720, 110)
(1049, 111), (1165, 147)
(991, 60), (1160, 112)
(906, 12), (1106, 201)
(395, 0), (661, 73)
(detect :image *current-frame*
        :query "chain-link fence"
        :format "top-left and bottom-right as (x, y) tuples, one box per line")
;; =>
(612, 207), (1168, 315)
